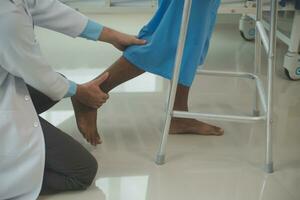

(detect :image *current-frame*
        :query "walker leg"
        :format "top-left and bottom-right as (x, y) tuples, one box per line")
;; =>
(264, 0), (277, 174)
(265, 111), (274, 173)
(155, 0), (193, 165)
(155, 114), (171, 165)
(156, 87), (174, 165)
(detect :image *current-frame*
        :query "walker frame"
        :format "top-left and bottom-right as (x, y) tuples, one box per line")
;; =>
(155, 0), (278, 173)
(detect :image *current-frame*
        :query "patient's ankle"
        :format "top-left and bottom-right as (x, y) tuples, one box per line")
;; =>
(97, 74), (112, 93)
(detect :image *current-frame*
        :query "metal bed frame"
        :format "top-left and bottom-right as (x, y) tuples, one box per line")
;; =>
(155, 0), (278, 173)
(238, 1), (300, 80)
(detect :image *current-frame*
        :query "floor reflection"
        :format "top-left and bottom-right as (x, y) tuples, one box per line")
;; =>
(96, 176), (149, 200)
(40, 111), (73, 126)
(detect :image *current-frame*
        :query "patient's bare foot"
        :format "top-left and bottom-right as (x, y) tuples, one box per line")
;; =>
(170, 118), (224, 136)
(71, 96), (102, 146)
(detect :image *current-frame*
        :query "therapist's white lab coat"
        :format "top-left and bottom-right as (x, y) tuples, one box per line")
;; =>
(0, 0), (88, 199)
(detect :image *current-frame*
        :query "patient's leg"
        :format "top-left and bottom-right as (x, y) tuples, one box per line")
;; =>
(71, 57), (144, 145)
(99, 57), (145, 93)
(72, 56), (223, 144)
(71, 98), (101, 146)
(170, 85), (224, 135)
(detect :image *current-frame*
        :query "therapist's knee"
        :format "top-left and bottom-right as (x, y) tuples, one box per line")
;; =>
(77, 154), (98, 190)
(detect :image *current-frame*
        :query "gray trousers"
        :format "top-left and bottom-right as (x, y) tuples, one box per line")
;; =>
(27, 85), (98, 195)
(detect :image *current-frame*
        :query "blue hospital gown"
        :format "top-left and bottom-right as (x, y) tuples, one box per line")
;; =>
(123, 0), (221, 86)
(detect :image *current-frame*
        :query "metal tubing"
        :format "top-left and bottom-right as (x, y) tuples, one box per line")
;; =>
(196, 69), (267, 114)
(156, 0), (192, 165)
(196, 71), (268, 117)
(197, 69), (255, 79)
(256, 21), (270, 54)
(197, 69), (267, 114)
(173, 111), (266, 123)
(254, 0), (263, 99)
(261, 19), (290, 45)
(264, 0), (278, 174)
(255, 77), (268, 114)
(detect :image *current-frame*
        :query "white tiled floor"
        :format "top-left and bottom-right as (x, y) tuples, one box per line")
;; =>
(37, 13), (300, 200)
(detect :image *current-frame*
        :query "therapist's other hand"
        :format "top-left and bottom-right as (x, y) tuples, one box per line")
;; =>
(75, 72), (110, 109)
(99, 27), (147, 51)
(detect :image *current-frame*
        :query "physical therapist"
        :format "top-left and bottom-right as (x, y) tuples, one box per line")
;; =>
(0, 0), (146, 199)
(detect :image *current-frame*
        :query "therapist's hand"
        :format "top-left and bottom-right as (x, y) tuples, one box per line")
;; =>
(75, 72), (110, 109)
(99, 27), (147, 51)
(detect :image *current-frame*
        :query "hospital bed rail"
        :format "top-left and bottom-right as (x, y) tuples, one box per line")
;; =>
(237, 0), (300, 80)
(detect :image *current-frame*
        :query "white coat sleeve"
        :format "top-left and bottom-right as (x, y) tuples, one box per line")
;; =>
(0, 15), (69, 101)
(27, 0), (88, 38)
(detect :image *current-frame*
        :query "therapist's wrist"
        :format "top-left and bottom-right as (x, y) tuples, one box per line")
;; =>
(64, 80), (78, 98)
(98, 27), (115, 44)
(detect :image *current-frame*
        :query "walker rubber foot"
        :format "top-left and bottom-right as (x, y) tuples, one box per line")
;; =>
(155, 155), (165, 165)
(264, 162), (274, 174)
(253, 110), (260, 116)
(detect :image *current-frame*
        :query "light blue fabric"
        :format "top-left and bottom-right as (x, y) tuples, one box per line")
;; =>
(64, 80), (77, 97)
(80, 20), (104, 41)
(124, 0), (221, 86)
